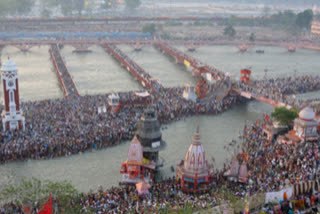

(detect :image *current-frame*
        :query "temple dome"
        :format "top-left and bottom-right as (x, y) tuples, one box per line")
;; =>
(127, 136), (143, 165)
(184, 130), (207, 171)
(1, 60), (17, 72)
(299, 107), (315, 121)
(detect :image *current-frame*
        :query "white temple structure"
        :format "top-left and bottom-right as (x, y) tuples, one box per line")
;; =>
(293, 107), (319, 142)
(182, 84), (197, 102)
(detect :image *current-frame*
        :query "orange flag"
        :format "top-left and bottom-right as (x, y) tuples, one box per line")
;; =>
(38, 194), (52, 214)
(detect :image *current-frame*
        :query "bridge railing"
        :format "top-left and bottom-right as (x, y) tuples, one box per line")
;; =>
(49, 44), (80, 98)
(103, 43), (163, 92)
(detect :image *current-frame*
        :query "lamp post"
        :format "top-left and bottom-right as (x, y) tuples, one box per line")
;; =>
(264, 68), (268, 80)
(304, 124), (307, 143)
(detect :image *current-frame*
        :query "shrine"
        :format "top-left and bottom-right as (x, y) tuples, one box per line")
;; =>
(182, 83), (197, 102)
(240, 69), (251, 84)
(176, 128), (213, 193)
(120, 136), (155, 184)
(108, 93), (120, 110)
(1, 59), (25, 131)
(293, 107), (319, 142)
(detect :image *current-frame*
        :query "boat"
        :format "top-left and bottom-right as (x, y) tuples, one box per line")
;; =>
(256, 50), (264, 54)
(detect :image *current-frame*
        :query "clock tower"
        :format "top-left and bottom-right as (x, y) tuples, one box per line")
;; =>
(1, 59), (25, 131)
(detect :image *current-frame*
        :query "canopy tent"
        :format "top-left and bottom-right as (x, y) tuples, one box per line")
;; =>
(238, 162), (248, 183)
(134, 91), (150, 98)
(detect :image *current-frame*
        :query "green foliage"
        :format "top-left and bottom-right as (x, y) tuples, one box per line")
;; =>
(14, 0), (35, 14)
(271, 107), (299, 126)
(125, 0), (141, 10)
(142, 23), (156, 35)
(223, 25), (236, 37)
(41, 0), (86, 16)
(0, 178), (78, 211)
(296, 9), (313, 29)
(249, 33), (256, 42)
(262, 6), (271, 17)
(166, 21), (183, 26)
(0, 0), (35, 16)
(162, 32), (171, 40)
(60, 1), (74, 16)
(73, 0), (86, 16)
(271, 10), (297, 26)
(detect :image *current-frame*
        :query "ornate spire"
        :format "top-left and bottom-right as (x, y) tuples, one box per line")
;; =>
(193, 126), (201, 144)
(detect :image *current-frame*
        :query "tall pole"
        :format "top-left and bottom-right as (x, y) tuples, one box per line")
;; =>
(264, 68), (268, 80)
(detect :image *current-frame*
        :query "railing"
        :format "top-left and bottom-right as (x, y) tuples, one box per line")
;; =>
(103, 43), (163, 91)
(49, 44), (79, 98)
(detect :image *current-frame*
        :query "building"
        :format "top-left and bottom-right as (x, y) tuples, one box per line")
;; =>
(262, 121), (288, 142)
(311, 19), (320, 36)
(293, 107), (319, 142)
(108, 93), (120, 113)
(136, 107), (167, 170)
(224, 157), (249, 183)
(176, 128), (214, 193)
(1, 59), (25, 131)
(182, 83), (197, 102)
(120, 136), (155, 184)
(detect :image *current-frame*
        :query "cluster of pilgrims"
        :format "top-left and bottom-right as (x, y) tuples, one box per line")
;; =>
(223, 157), (249, 183)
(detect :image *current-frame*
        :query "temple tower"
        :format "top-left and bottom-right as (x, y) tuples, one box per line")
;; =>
(176, 128), (213, 193)
(1, 59), (25, 131)
(136, 107), (167, 170)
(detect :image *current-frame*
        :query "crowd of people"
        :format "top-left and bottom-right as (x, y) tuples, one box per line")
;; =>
(0, 84), (238, 164)
(1, 71), (320, 213)
(238, 75), (320, 106)
(3, 117), (320, 213)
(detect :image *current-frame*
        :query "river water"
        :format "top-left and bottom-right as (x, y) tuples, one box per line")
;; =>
(0, 45), (319, 192)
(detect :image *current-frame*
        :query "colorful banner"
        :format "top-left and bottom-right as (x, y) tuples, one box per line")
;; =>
(184, 60), (191, 67)
(265, 186), (293, 204)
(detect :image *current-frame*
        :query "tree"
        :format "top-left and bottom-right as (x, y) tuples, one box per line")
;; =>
(249, 33), (255, 42)
(0, 178), (79, 212)
(224, 25), (236, 37)
(271, 107), (299, 126)
(60, 1), (74, 16)
(0, 0), (35, 16)
(142, 23), (156, 35)
(262, 6), (271, 17)
(296, 9), (313, 29)
(73, 0), (85, 16)
(0, 0), (13, 16)
(125, 0), (141, 10)
(271, 10), (297, 26)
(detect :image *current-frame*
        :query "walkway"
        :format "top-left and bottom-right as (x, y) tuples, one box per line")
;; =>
(102, 43), (163, 92)
(49, 44), (79, 98)
(154, 42), (225, 80)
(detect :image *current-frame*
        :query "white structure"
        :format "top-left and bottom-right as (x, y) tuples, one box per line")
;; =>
(1, 59), (25, 131)
(108, 93), (120, 107)
(182, 84), (197, 102)
(293, 107), (319, 142)
(176, 128), (213, 193)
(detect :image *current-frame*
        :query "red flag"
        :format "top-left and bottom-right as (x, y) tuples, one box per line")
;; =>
(266, 115), (270, 121)
(38, 194), (52, 214)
